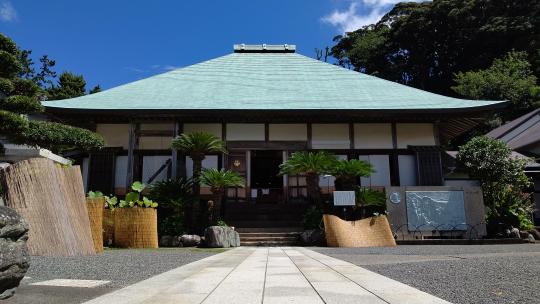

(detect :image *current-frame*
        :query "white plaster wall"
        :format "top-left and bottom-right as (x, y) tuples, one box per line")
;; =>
(359, 155), (391, 186)
(139, 137), (173, 150)
(96, 124), (130, 149)
(227, 124), (265, 141)
(269, 124), (307, 141)
(186, 155), (219, 178)
(398, 154), (417, 186)
(396, 123), (435, 148)
(183, 123), (222, 139)
(142, 155), (170, 184)
(312, 124), (350, 149)
(354, 123), (393, 149)
(114, 155), (128, 189)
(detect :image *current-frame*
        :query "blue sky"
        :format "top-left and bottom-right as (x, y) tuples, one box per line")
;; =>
(1, 0), (416, 90)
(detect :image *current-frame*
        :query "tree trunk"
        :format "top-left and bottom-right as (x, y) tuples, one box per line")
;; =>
(306, 173), (321, 207)
(335, 176), (356, 191)
(191, 157), (203, 233)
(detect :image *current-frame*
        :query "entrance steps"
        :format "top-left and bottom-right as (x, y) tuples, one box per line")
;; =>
(238, 228), (302, 246)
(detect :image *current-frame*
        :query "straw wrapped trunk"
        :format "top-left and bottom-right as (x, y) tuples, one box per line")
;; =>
(114, 208), (158, 248)
(323, 214), (396, 247)
(0, 158), (96, 256)
(86, 197), (104, 253)
(102, 208), (115, 246)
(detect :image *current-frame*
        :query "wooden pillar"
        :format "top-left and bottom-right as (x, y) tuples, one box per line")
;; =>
(126, 122), (139, 189)
(171, 121), (183, 179)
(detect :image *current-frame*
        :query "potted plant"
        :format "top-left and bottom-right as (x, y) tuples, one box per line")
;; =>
(86, 191), (105, 253)
(199, 168), (245, 224)
(323, 187), (395, 247)
(108, 181), (159, 248)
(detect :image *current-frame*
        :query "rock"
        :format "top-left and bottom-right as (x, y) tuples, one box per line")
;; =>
(170, 236), (182, 247)
(0, 206), (30, 300)
(204, 226), (240, 248)
(510, 227), (520, 239)
(527, 229), (540, 241)
(527, 234), (535, 242)
(180, 235), (201, 247)
(519, 231), (530, 239)
(299, 229), (325, 246)
(159, 235), (172, 247)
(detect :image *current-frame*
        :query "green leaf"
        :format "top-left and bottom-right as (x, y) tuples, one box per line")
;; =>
(125, 191), (139, 203)
(137, 200), (143, 207)
(131, 181), (145, 192)
(129, 201), (135, 207)
(119, 200), (127, 208)
(151, 202), (159, 208)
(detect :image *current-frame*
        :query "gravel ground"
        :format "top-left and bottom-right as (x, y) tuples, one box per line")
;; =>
(4, 247), (225, 304)
(24, 247), (225, 287)
(313, 244), (540, 304)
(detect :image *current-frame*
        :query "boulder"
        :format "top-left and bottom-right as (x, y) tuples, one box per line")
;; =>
(519, 231), (530, 240)
(170, 236), (183, 247)
(299, 229), (325, 246)
(0, 206), (30, 300)
(204, 226), (240, 248)
(527, 229), (540, 241)
(527, 234), (535, 242)
(159, 235), (173, 247)
(180, 235), (201, 247)
(510, 227), (520, 239)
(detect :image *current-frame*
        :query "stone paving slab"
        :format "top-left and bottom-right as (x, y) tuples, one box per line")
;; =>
(82, 247), (453, 304)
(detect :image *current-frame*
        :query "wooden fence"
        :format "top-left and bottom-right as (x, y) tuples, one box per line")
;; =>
(0, 158), (95, 256)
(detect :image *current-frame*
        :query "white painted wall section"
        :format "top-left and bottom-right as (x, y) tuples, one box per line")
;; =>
(96, 124), (130, 149)
(142, 155), (170, 184)
(227, 124), (265, 141)
(354, 124), (393, 149)
(312, 124), (350, 149)
(358, 155), (391, 186)
(398, 154), (417, 186)
(269, 124), (307, 141)
(396, 123), (435, 148)
(139, 137), (173, 150)
(114, 156), (128, 189)
(183, 123), (222, 139)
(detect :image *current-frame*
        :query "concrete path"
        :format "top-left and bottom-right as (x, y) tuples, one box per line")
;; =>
(82, 247), (452, 304)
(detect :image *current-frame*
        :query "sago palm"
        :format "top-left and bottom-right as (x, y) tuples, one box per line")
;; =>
(279, 151), (336, 206)
(200, 168), (245, 221)
(329, 159), (374, 190)
(171, 131), (227, 195)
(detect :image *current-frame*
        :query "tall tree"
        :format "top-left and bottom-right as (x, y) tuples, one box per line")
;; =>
(47, 71), (86, 100)
(331, 0), (540, 95)
(453, 51), (540, 122)
(0, 33), (103, 153)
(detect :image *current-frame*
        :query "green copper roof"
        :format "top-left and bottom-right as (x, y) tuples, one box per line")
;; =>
(43, 50), (504, 111)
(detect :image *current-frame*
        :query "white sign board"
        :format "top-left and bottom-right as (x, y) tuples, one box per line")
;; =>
(333, 191), (356, 206)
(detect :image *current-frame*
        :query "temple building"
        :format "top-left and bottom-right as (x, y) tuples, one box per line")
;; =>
(44, 44), (505, 224)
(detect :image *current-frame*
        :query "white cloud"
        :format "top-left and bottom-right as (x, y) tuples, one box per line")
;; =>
(0, 0), (17, 22)
(322, 0), (425, 33)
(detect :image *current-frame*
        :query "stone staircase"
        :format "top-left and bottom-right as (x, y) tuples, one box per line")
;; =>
(237, 228), (302, 246)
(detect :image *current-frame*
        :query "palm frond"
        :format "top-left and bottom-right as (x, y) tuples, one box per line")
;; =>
(199, 168), (245, 192)
(171, 132), (227, 157)
(329, 159), (374, 178)
(279, 151), (336, 175)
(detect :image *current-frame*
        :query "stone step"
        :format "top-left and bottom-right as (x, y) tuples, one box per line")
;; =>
(240, 240), (298, 246)
(236, 227), (303, 233)
(239, 232), (300, 237)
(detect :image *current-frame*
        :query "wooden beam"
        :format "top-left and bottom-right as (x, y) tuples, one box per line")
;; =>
(171, 121), (181, 179)
(307, 123), (312, 150)
(226, 141), (307, 150)
(126, 122), (139, 189)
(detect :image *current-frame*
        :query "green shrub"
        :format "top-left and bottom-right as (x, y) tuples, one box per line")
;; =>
(303, 206), (323, 230)
(87, 191), (104, 199)
(159, 214), (185, 236)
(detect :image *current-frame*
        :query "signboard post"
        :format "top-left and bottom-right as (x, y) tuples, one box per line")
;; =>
(333, 191), (356, 220)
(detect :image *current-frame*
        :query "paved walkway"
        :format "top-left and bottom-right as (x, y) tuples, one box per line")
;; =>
(83, 247), (451, 304)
